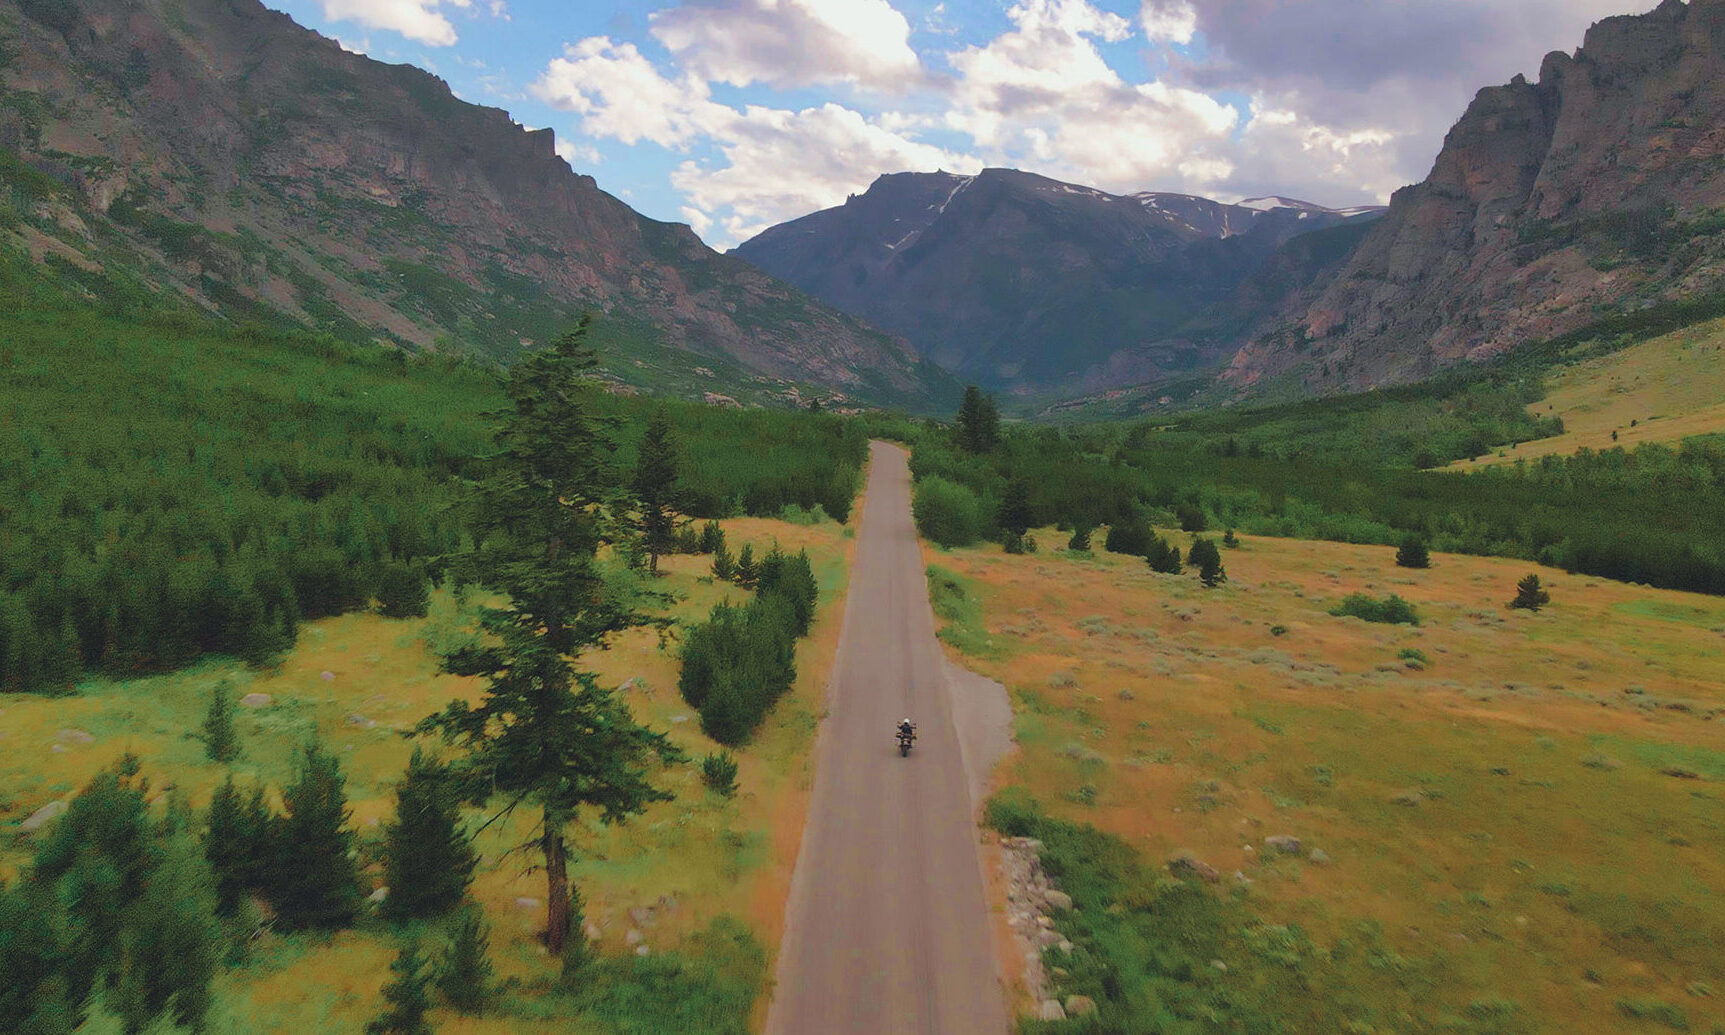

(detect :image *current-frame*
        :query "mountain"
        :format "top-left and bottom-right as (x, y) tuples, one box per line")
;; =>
(731, 168), (1381, 395)
(1225, 0), (1725, 393)
(0, 0), (957, 410)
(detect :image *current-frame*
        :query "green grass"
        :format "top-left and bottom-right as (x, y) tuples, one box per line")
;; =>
(984, 791), (1452, 1033)
(566, 917), (765, 1034)
(925, 565), (1000, 658)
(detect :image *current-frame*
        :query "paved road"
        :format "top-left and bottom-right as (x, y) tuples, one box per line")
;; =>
(765, 442), (1009, 1035)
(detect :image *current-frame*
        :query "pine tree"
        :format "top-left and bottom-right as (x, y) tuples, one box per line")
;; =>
(269, 739), (362, 930)
(712, 539), (735, 581)
(418, 318), (680, 957)
(633, 411), (682, 575)
(1145, 535), (1182, 575)
(437, 906), (496, 1014)
(997, 479), (1034, 540)
(1395, 534), (1431, 569)
(381, 749), (476, 920)
(734, 543), (757, 588)
(367, 941), (434, 1035)
(1188, 538), (1226, 588)
(955, 386), (1000, 453)
(1067, 524), (1093, 552)
(200, 679), (240, 763)
(1510, 573), (1550, 611)
(1222, 529), (1240, 549)
(205, 775), (272, 916)
(698, 520), (725, 555)
(377, 562), (431, 618)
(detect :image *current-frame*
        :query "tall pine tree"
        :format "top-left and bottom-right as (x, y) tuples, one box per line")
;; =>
(270, 739), (362, 930)
(419, 318), (680, 956)
(381, 748), (476, 920)
(955, 386), (1000, 454)
(632, 411), (682, 575)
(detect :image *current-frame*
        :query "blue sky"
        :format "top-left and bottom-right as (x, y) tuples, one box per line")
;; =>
(266, 0), (1653, 248)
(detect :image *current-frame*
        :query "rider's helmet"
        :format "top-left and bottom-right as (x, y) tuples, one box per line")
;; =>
(902, 717), (912, 726)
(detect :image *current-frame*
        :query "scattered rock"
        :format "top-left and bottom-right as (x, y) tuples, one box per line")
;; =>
(51, 744), (68, 754)
(1210, 959), (1228, 972)
(658, 894), (679, 913)
(670, 714), (690, 724)
(1064, 995), (1097, 1017)
(1038, 1000), (1066, 1022)
(240, 692), (272, 708)
(1168, 854), (1220, 883)
(1309, 848), (1332, 866)
(346, 713), (375, 729)
(635, 945), (651, 957)
(630, 906), (656, 927)
(515, 897), (540, 910)
(1045, 889), (1073, 911)
(1391, 789), (1424, 806)
(584, 923), (603, 942)
(1233, 870), (1254, 888)
(19, 800), (68, 833)
(368, 887), (389, 904)
(1265, 835), (1302, 855)
(57, 728), (94, 744)
(320, 670), (335, 681)
(1056, 940), (1072, 955)
(1662, 766), (1702, 780)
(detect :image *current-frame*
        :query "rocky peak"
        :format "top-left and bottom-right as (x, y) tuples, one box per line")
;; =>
(1225, 0), (1725, 394)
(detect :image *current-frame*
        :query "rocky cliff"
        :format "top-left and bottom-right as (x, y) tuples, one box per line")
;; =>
(733, 168), (1379, 396)
(1226, 0), (1725, 393)
(0, 0), (955, 409)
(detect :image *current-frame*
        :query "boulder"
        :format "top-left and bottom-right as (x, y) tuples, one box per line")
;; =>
(1038, 1000), (1066, 1022)
(1044, 889), (1073, 911)
(1064, 995), (1097, 1017)
(625, 929), (644, 948)
(240, 692), (272, 708)
(19, 800), (68, 833)
(1265, 835), (1302, 855)
(1168, 853), (1220, 883)
(367, 887), (389, 904)
(57, 728), (94, 744)
(1309, 848), (1332, 866)
(515, 897), (540, 910)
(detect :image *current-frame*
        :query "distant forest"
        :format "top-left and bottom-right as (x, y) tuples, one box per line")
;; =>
(0, 275), (875, 693)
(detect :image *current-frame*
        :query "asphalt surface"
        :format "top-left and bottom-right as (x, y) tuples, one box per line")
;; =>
(765, 442), (1009, 1035)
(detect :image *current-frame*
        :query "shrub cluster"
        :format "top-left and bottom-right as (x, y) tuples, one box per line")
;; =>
(1328, 593), (1420, 625)
(679, 547), (819, 745)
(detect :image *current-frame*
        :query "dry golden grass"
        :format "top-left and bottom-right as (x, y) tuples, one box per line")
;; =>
(1459, 316), (1725, 468)
(0, 515), (852, 1032)
(932, 531), (1725, 1030)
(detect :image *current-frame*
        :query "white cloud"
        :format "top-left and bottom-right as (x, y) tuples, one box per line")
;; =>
(320, 0), (457, 45)
(1140, 0), (1195, 44)
(554, 138), (602, 168)
(533, 36), (973, 245)
(649, 0), (921, 90)
(942, 0), (1236, 194)
(533, 38), (725, 148)
(318, 0), (508, 46)
(672, 102), (976, 243)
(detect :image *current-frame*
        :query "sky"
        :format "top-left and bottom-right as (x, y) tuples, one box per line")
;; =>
(265, 0), (1656, 249)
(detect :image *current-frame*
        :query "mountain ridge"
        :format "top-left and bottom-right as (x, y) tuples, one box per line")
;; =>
(0, 0), (959, 410)
(732, 167), (1381, 395)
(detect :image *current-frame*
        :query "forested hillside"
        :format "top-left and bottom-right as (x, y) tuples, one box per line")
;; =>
(0, 257), (881, 693)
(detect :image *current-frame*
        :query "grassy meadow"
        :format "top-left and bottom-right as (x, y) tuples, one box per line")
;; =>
(926, 530), (1725, 1032)
(1459, 316), (1725, 467)
(0, 513), (853, 1032)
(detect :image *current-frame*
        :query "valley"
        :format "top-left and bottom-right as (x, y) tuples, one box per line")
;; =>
(5, 0), (1725, 1032)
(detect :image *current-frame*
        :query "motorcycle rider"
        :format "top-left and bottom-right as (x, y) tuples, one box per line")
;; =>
(898, 717), (916, 742)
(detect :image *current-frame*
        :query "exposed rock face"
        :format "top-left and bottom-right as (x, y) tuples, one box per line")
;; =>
(1227, 0), (1725, 393)
(0, 0), (954, 408)
(733, 168), (1380, 396)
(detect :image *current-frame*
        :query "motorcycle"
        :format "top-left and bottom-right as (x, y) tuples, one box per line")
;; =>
(896, 724), (916, 757)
